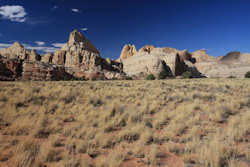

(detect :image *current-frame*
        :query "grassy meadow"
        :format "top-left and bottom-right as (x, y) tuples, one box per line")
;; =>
(0, 79), (249, 167)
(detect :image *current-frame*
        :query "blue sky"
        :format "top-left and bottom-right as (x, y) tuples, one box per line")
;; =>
(1, 0), (250, 59)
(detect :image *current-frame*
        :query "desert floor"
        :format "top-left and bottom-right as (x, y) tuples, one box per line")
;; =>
(0, 79), (249, 167)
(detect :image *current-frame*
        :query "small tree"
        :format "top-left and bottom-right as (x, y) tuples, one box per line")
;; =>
(146, 74), (155, 80)
(181, 71), (193, 79)
(245, 71), (250, 78)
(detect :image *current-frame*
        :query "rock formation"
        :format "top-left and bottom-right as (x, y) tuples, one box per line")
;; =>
(2, 29), (250, 80)
(0, 56), (23, 81)
(119, 44), (137, 60)
(192, 50), (250, 78)
(41, 53), (53, 64)
(0, 30), (124, 81)
(22, 62), (72, 81)
(29, 50), (41, 62)
(192, 50), (217, 63)
(51, 29), (123, 79)
(0, 42), (30, 60)
(120, 45), (202, 78)
(138, 45), (155, 54)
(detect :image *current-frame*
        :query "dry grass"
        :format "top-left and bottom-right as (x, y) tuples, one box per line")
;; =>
(0, 79), (249, 167)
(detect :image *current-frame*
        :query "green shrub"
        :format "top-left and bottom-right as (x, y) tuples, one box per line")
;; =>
(228, 76), (236, 78)
(245, 71), (250, 78)
(146, 74), (155, 80)
(125, 76), (133, 80)
(158, 71), (171, 79)
(181, 71), (193, 79)
(76, 77), (86, 81)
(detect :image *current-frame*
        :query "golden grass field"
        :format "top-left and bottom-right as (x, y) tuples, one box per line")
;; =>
(0, 79), (249, 167)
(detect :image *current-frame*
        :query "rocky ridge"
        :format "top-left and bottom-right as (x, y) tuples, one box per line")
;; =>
(0, 30), (124, 81)
(1, 30), (249, 80)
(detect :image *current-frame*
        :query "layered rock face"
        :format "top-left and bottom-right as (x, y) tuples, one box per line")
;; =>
(22, 62), (72, 81)
(192, 50), (250, 78)
(120, 45), (201, 78)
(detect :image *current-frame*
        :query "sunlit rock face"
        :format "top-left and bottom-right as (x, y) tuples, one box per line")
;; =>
(51, 29), (123, 79)
(120, 44), (201, 78)
(192, 50), (250, 78)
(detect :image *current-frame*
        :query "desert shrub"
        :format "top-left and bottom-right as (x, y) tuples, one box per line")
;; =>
(181, 71), (193, 79)
(245, 71), (250, 78)
(146, 74), (155, 80)
(228, 76), (236, 78)
(14, 140), (40, 167)
(125, 76), (133, 80)
(75, 77), (86, 81)
(158, 71), (171, 79)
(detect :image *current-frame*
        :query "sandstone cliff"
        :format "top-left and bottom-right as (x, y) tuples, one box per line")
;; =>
(120, 45), (202, 78)
(192, 50), (250, 78)
(120, 44), (137, 60)
(51, 29), (123, 79)
(22, 62), (72, 81)
(0, 42), (41, 62)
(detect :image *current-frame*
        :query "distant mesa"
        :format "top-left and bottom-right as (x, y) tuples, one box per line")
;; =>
(0, 29), (250, 81)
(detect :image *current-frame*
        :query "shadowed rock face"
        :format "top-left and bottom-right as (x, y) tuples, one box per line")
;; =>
(0, 56), (23, 81)
(219, 51), (241, 62)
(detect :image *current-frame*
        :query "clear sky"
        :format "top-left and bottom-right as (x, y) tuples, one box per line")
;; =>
(1, 0), (250, 59)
